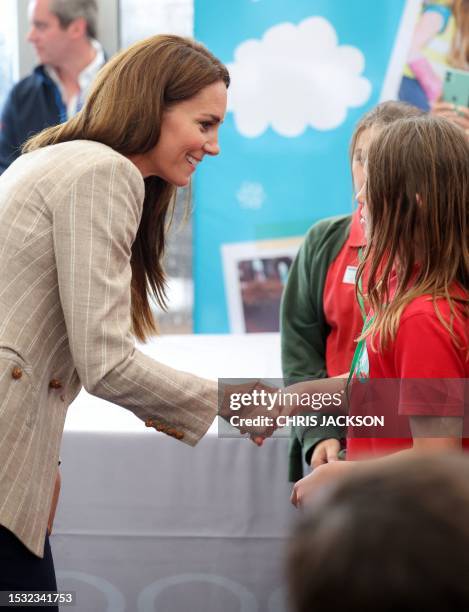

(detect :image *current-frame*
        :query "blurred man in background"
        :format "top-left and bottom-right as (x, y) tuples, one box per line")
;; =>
(0, 0), (104, 172)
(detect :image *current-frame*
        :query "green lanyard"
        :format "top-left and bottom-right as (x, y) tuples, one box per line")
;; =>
(347, 314), (374, 387)
(347, 249), (370, 387)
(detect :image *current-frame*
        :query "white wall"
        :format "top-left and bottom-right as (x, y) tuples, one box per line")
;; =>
(0, 2), (18, 104)
(120, 0), (193, 48)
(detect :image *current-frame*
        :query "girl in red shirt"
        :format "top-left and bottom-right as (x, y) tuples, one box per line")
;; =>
(291, 115), (469, 506)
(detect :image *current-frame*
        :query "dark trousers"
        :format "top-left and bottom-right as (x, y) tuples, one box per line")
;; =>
(0, 526), (58, 611)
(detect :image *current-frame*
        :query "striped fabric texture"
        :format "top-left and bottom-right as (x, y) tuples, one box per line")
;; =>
(0, 140), (217, 557)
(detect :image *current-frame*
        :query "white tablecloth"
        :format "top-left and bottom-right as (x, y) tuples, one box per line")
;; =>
(53, 334), (297, 612)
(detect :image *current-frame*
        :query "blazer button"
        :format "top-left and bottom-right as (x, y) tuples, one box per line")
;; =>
(11, 367), (23, 380)
(145, 419), (165, 432)
(49, 379), (62, 389)
(167, 428), (184, 440)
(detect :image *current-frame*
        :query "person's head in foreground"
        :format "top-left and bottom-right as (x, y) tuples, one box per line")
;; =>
(355, 115), (469, 350)
(24, 34), (230, 341)
(288, 454), (469, 612)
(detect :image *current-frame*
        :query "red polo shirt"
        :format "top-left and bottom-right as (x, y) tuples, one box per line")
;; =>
(347, 278), (469, 460)
(323, 211), (366, 377)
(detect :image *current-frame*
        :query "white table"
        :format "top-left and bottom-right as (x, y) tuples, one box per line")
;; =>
(53, 334), (297, 612)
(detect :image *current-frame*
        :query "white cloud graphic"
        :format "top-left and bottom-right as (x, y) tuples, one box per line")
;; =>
(227, 17), (372, 137)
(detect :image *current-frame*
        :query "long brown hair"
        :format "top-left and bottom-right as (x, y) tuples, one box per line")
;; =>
(24, 35), (230, 341)
(357, 115), (469, 350)
(449, 0), (469, 68)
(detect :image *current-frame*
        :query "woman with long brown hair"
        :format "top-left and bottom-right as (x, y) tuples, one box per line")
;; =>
(291, 115), (469, 506)
(0, 34), (230, 600)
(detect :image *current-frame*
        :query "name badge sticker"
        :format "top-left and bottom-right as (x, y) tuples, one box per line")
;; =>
(343, 265), (357, 285)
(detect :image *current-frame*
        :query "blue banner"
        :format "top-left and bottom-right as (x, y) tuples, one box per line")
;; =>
(194, 0), (407, 333)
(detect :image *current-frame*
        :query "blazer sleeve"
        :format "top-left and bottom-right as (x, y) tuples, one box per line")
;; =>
(52, 155), (217, 446)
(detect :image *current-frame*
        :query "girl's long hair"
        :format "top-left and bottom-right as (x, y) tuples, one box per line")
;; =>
(357, 115), (469, 351)
(349, 101), (424, 322)
(24, 35), (230, 341)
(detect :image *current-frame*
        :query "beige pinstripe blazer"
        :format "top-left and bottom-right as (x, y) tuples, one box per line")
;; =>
(0, 140), (217, 557)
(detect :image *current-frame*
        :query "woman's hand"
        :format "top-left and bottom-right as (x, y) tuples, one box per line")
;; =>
(291, 460), (355, 508)
(218, 380), (280, 441)
(310, 438), (341, 469)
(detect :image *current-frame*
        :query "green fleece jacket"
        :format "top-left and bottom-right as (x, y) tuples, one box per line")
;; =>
(280, 214), (352, 481)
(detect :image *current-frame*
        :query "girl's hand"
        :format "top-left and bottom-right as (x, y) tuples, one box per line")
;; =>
(310, 438), (341, 469)
(291, 460), (354, 508)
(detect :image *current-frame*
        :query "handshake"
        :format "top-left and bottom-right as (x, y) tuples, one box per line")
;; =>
(218, 380), (286, 444)
(218, 377), (348, 445)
